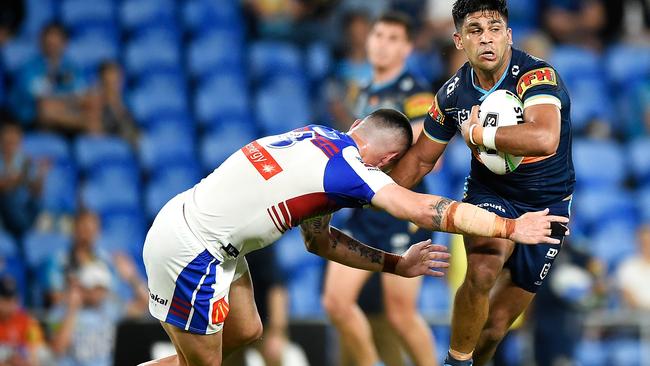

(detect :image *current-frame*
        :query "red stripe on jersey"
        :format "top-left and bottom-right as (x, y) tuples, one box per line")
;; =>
(285, 193), (340, 226)
(168, 308), (188, 320)
(173, 296), (192, 308)
(267, 208), (285, 233)
(317, 137), (339, 153)
(278, 202), (292, 229)
(171, 301), (190, 315)
(241, 141), (283, 180)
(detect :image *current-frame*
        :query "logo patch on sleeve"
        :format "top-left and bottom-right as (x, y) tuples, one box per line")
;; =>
(404, 92), (434, 119)
(516, 67), (557, 98)
(427, 96), (445, 125)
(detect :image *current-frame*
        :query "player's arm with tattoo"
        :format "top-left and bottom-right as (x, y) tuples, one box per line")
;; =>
(371, 184), (570, 245)
(299, 215), (449, 278)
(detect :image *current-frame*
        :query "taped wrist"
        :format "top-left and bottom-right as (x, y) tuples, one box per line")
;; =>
(443, 202), (516, 239)
(382, 253), (401, 274)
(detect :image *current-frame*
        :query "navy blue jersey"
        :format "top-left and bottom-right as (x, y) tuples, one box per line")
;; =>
(424, 48), (575, 206)
(353, 69), (434, 123)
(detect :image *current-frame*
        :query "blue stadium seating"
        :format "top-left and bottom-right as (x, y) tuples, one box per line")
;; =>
(567, 78), (614, 131)
(249, 41), (303, 82)
(418, 276), (450, 314)
(129, 74), (189, 124)
(42, 163), (78, 214)
(576, 339), (607, 366)
(305, 42), (332, 83)
(74, 135), (134, 172)
(0, 36), (37, 74)
(637, 186), (650, 222)
(255, 76), (311, 135)
(194, 73), (249, 128)
(0, 231), (27, 303)
(139, 123), (196, 171)
(81, 162), (141, 214)
(182, 0), (243, 36)
(21, 0), (56, 39)
(572, 139), (626, 189)
(572, 188), (638, 232)
(287, 263), (325, 318)
(442, 139), (472, 181)
(119, 0), (176, 32)
(274, 230), (322, 275)
(66, 31), (119, 74)
(187, 31), (244, 79)
(23, 230), (72, 269)
(200, 123), (256, 172)
(98, 209), (146, 254)
(144, 163), (200, 219)
(23, 132), (70, 163)
(61, 0), (115, 30)
(628, 137), (650, 184)
(605, 45), (650, 87)
(591, 220), (637, 270)
(124, 29), (181, 77)
(550, 46), (602, 81)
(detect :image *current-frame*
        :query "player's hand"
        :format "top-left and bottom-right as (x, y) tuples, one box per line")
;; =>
(510, 209), (570, 245)
(395, 239), (450, 278)
(460, 105), (482, 155)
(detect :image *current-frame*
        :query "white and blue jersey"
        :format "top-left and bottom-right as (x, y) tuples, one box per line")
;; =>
(143, 125), (395, 334)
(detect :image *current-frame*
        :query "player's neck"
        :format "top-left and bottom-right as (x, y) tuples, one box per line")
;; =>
(373, 63), (405, 85)
(473, 49), (512, 90)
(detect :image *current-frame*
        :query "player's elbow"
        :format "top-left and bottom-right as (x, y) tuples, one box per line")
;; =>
(532, 132), (559, 156)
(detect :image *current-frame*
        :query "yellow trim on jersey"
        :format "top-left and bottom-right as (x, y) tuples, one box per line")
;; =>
(516, 67), (557, 98)
(524, 94), (562, 110)
(423, 128), (450, 144)
(404, 92), (435, 119)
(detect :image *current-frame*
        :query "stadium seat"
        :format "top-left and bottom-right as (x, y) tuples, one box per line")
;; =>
(124, 30), (181, 77)
(274, 230), (322, 275)
(572, 138), (626, 189)
(42, 163), (78, 214)
(194, 74), (248, 128)
(591, 220), (637, 270)
(23, 132), (70, 163)
(507, 0), (540, 30)
(20, 0), (56, 39)
(249, 41), (303, 82)
(200, 123), (256, 172)
(572, 188), (638, 232)
(407, 50), (444, 85)
(129, 75), (188, 124)
(418, 276), (450, 314)
(576, 339), (607, 366)
(628, 137), (650, 184)
(66, 31), (119, 74)
(422, 168), (452, 198)
(98, 209), (146, 254)
(255, 76), (311, 135)
(81, 162), (141, 214)
(187, 31), (244, 79)
(139, 123), (196, 171)
(145, 164), (200, 220)
(74, 135), (134, 172)
(61, 0), (115, 30)
(609, 339), (642, 365)
(1, 36), (38, 74)
(287, 263), (325, 318)
(605, 45), (650, 87)
(0, 231), (27, 302)
(637, 187), (650, 222)
(443, 139), (472, 181)
(182, 0), (243, 36)
(305, 42), (332, 83)
(567, 79), (614, 132)
(549, 46), (602, 82)
(22, 230), (72, 269)
(119, 0), (176, 32)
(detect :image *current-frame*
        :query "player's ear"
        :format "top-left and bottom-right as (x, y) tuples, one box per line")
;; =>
(506, 28), (513, 45)
(453, 32), (463, 50)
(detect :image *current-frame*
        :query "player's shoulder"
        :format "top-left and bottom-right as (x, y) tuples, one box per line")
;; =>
(436, 62), (471, 101)
(511, 48), (564, 98)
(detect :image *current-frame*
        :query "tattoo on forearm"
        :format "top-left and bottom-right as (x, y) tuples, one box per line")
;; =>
(300, 217), (325, 254)
(430, 197), (453, 230)
(330, 229), (383, 264)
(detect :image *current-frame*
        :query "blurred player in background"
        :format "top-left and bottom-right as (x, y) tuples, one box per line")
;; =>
(139, 109), (565, 366)
(322, 11), (438, 366)
(390, 1), (575, 365)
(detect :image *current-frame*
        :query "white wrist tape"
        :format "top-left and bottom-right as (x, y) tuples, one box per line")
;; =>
(468, 124), (478, 146)
(482, 126), (498, 150)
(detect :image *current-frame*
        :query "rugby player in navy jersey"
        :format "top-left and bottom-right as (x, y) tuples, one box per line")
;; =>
(322, 12), (440, 366)
(390, 1), (575, 365)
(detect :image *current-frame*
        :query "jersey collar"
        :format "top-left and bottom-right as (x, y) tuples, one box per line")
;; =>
(369, 67), (407, 92)
(470, 55), (511, 102)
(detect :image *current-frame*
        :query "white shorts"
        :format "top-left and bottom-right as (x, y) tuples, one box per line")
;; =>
(143, 192), (249, 334)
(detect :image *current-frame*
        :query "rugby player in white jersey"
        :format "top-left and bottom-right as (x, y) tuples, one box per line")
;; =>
(139, 109), (568, 366)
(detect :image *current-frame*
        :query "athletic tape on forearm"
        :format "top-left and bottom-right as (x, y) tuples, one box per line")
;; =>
(443, 202), (515, 239)
(382, 253), (401, 274)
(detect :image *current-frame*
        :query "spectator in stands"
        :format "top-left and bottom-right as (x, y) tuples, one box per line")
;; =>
(9, 22), (101, 134)
(0, 122), (49, 240)
(95, 61), (138, 146)
(542, 0), (606, 49)
(43, 210), (147, 311)
(0, 275), (49, 366)
(48, 260), (148, 366)
(0, 0), (24, 46)
(617, 223), (650, 310)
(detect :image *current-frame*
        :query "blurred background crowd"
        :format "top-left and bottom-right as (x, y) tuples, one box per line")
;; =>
(0, 0), (649, 365)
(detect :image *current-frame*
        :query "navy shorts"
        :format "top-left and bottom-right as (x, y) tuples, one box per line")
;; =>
(463, 179), (571, 293)
(344, 208), (432, 255)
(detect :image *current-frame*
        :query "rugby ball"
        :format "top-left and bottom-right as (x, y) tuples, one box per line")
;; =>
(477, 90), (524, 175)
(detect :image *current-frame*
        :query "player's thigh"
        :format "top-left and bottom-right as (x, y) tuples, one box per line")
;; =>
(161, 321), (223, 366)
(222, 258), (263, 348)
(323, 260), (373, 301)
(380, 273), (421, 311)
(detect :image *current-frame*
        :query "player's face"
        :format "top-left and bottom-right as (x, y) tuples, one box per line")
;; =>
(453, 10), (512, 74)
(366, 22), (412, 70)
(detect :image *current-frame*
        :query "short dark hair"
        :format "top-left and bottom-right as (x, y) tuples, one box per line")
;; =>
(374, 11), (414, 40)
(40, 21), (68, 40)
(365, 108), (413, 149)
(452, 0), (508, 31)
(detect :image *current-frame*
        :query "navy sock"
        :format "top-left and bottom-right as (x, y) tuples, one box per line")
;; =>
(444, 351), (473, 366)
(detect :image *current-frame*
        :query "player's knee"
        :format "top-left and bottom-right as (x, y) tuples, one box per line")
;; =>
(238, 318), (264, 346)
(321, 292), (352, 321)
(466, 259), (502, 292)
(384, 295), (416, 329)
